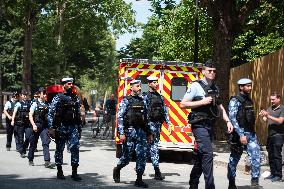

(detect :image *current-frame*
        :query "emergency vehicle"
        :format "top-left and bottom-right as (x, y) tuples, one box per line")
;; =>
(115, 58), (203, 155)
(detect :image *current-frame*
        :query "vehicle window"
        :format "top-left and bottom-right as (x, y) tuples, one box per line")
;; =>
(171, 77), (187, 101)
(136, 75), (149, 95)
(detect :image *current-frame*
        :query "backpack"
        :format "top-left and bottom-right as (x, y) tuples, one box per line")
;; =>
(147, 92), (164, 122)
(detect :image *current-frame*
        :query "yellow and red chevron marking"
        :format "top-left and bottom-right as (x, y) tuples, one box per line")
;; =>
(125, 64), (160, 95)
(116, 63), (127, 143)
(161, 70), (200, 144)
(118, 63), (126, 104)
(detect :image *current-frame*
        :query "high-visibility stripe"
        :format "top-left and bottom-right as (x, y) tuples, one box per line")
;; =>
(160, 128), (173, 142)
(162, 71), (195, 144)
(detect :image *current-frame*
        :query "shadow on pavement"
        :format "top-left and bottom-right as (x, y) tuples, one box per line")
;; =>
(237, 185), (264, 189)
(213, 141), (230, 153)
(0, 173), (187, 189)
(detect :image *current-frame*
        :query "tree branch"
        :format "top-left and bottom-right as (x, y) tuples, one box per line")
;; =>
(238, 0), (261, 26)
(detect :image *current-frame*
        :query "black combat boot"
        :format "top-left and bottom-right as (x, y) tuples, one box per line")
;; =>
(251, 178), (259, 188)
(189, 181), (198, 189)
(189, 184), (198, 189)
(113, 167), (121, 183)
(154, 167), (164, 180)
(71, 165), (82, 181)
(134, 173), (148, 188)
(228, 180), (237, 189)
(57, 165), (66, 180)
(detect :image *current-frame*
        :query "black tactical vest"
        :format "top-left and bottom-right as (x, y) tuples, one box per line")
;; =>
(124, 95), (145, 128)
(17, 100), (31, 124)
(34, 101), (48, 124)
(191, 80), (220, 119)
(235, 94), (255, 132)
(58, 93), (79, 123)
(147, 91), (164, 122)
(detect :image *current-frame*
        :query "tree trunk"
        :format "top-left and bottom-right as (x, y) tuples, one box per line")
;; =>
(213, 27), (234, 140)
(22, 3), (35, 96)
(55, 0), (66, 75)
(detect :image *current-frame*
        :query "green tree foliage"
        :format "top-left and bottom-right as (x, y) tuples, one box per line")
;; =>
(157, 0), (213, 62)
(31, 0), (136, 94)
(232, 0), (284, 66)
(0, 18), (23, 91)
(1, 0), (136, 96)
(119, 0), (213, 62)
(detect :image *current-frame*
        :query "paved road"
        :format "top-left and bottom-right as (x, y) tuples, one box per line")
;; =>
(0, 124), (283, 189)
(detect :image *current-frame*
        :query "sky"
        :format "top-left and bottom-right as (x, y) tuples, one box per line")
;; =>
(115, 0), (152, 50)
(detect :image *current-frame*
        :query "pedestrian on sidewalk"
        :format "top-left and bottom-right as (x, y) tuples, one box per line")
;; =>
(227, 78), (261, 189)
(103, 93), (117, 139)
(3, 92), (19, 151)
(180, 60), (233, 189)
(259, 92), (284, 182)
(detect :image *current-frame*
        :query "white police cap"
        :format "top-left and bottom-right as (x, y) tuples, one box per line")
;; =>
(129, 79), (141, 85)
(147, 76), (158, 81)
(61, 77), (74, 84)
(237, 78), (252, 85)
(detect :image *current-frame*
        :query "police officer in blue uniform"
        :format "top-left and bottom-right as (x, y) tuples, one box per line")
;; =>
(227, 78), (261, 188)
(11, 90), (32, 158)
(47, 77), (82, 181)
(180, 60), (233, 189)
(3, 92), (19, 151)
(113, 79), (153, 188)
(144, 76), (170, 180)
(28, 87), (51, 167)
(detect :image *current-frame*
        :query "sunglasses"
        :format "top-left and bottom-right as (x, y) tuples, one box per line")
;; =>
(66, 82), (73, 85)
(207, 70), (216, 73)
